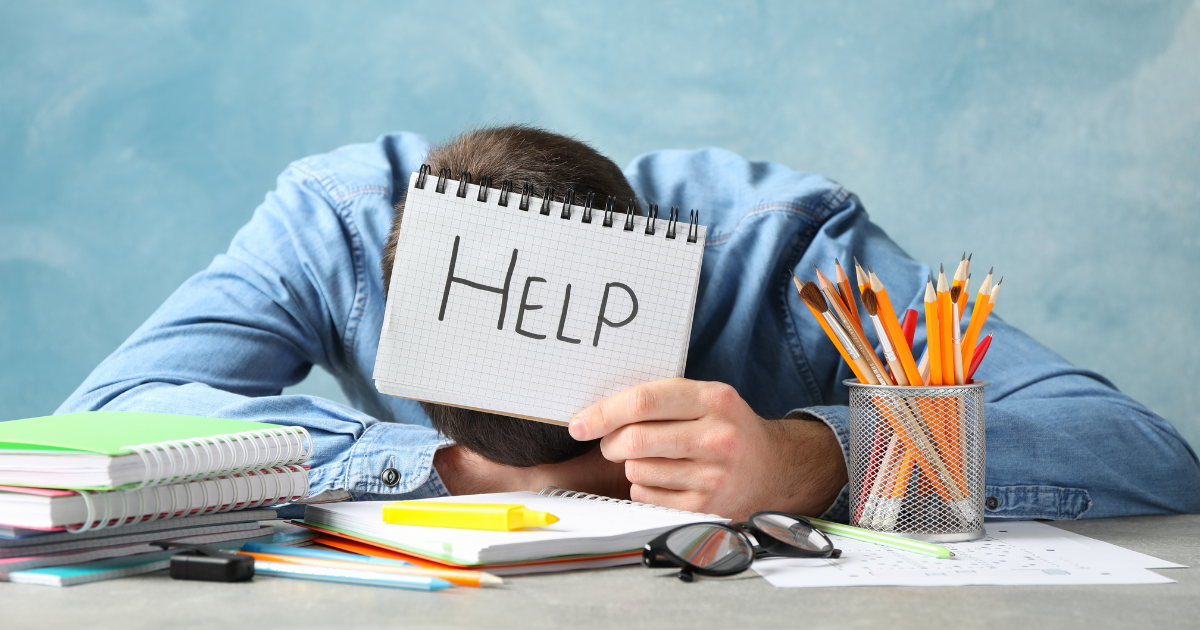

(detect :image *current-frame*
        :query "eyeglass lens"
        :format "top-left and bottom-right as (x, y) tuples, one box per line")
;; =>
(749, 513), (833, 554)
(664, 524), (754, 572)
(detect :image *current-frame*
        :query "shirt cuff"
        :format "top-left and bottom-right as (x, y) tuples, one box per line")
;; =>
(338, 421), (454, 501)
(786, 405), (851, 523)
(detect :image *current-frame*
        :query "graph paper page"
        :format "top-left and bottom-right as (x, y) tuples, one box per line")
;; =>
(373, 173), (706, 424)
(752, 521), (1179, 587)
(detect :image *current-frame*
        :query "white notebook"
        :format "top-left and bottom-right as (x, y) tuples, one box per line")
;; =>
(303, 488), (725, 566)
(0, 466), (308, 529)
(0, 507), (277, 544)
(374, 169), (707, 425)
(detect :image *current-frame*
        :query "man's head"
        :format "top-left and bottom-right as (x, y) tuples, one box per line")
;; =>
(381, 124), (638, 468)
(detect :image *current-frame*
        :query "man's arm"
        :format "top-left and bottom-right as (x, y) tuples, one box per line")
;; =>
(57, 146), (453, 504)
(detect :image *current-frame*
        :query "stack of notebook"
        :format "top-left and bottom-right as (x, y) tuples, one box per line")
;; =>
(0, 411), (314, 585)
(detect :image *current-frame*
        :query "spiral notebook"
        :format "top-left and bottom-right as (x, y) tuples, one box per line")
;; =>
(301, 488), (725, 571)
(374, 167), (708, 425)
(0, 412), (312, 490)
(0, 466), (308, 530)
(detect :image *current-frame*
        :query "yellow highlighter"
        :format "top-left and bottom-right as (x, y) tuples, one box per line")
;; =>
(382, 501), (559, 531)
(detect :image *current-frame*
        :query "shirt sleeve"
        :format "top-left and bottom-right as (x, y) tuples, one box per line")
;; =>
(56, 152), (452, 506)
(791, 206), (1200, 522)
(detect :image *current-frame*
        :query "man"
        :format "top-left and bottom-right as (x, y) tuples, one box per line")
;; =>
(59, 125), (1200, 521)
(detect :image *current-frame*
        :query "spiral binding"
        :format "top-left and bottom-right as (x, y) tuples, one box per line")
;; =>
(67, 465), (309, 534)
(411, 164), (701, 243)
(536, 486), (722, 519)
(120, 425), (312, 490)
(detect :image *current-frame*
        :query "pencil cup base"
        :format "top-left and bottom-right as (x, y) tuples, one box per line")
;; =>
(846, 380), (988, 541)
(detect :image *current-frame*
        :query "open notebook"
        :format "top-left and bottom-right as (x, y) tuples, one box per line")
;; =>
(301, 488), (725, 571)
(374, 169), (708, 425)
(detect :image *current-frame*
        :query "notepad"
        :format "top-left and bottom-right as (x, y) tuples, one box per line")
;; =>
(373, 170), (707, 425)
(0, 412), (311, 490)
(302, 489), (725, 567)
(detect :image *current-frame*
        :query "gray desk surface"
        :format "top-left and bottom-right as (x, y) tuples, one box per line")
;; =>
(2, 514), (1197, 630)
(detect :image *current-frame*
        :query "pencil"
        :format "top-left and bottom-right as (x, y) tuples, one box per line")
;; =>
(835, 259), (861, 324)
(238, 551), (504, 587)
(936, 266), (955, 386)
(807, 517), (953, 559)
(958, 273), (971, 320)
(961, 268), (993, 364)
(950, 285), (965, 385)
(853, 256), (870, 293)
(250, 559), (453, 590)
(900, 309), (918, 351)
(862, 288), (909, 386)
(865, 268), (924, 387)
(966, 332), (993, 381)
(924, 277), (942, 386)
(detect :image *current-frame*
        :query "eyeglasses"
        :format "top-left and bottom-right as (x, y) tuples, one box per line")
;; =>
(642, 511), (841, 582)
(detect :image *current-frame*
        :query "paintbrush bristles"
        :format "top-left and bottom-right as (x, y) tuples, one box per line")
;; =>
(799, 281), (830, 313)
(950, 285), (962, 303)
(861, 287), (879, 317)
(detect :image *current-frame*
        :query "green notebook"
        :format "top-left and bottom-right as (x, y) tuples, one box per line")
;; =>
(0, 412), (311, 490)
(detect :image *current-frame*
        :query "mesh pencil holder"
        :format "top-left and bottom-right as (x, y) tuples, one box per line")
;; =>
(846, 380), (988, 543)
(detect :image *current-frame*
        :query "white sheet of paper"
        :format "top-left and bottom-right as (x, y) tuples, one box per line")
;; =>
(753, 521), (1180, 587)
(374, 174), (706, 424)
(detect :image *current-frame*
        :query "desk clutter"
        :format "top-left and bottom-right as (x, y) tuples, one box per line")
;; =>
(0, 411), (314, 585)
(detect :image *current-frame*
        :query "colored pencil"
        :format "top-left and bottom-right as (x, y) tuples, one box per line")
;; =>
(251, 560), (452, 590)
(966, 332), (993, 381)
(238, 551), (503, 587)
(900, 309), (918, 351)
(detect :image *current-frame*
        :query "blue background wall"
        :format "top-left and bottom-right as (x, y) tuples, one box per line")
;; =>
(2, 1), (1198, 449)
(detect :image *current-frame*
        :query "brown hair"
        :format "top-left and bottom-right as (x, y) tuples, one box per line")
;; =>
(381, 125), (638, 467)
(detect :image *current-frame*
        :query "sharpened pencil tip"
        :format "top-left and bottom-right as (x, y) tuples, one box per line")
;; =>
(961, 252), (966, 261)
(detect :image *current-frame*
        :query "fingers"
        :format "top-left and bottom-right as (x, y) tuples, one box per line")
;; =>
(601, 418), (748, 464)
(623, 458), (721, 492)
(568, 378), (721, 441)
(629, 485), (724, 517)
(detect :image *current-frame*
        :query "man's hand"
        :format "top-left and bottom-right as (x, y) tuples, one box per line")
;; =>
(568, 378), (847, 520)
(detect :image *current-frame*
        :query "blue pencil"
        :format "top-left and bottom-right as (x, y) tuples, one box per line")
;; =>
(253, 560), (452, 591)
(242, 541), (415, 567)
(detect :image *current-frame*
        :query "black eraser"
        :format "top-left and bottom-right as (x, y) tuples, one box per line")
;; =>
(167, 551), (255, 582)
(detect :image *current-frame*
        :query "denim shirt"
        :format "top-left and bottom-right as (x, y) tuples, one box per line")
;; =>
(58, 132), (1200, 522)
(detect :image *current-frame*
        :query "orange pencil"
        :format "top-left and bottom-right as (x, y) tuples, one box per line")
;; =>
(923, 277), (942, 386)
(237, 551), (503, 587)
(936, 266), (955, 386)
(862, 288), (909, 386)
(961, 269), (994, 364)
(866, 268), (924, 388)
(835, 259), (861, 324)
(853, 256), (870, 294)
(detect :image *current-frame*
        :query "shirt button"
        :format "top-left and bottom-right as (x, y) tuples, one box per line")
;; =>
(381, 467), (400, 487)
(985, 496), (1000, 510)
